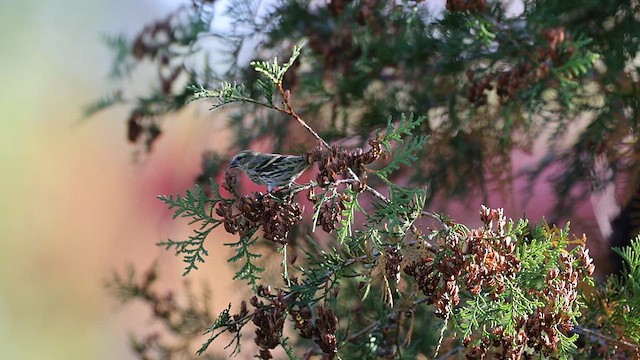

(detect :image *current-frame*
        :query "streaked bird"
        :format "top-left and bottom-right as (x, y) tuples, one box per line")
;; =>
(228, 150), (309, 192)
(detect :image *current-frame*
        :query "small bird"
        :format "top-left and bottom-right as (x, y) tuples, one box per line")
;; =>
(227, 150), (310, 192)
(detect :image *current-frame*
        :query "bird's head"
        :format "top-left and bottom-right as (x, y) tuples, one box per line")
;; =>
(228, 150), (258, 170)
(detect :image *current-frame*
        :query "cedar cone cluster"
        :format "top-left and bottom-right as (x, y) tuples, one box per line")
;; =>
(404, 206), (595, 359)
(405, 207), (521, 318)
(127, 109), (162, 152)
(247, 286), (338, 359)
(291, 306), (314, 339)
(304, 140), (383, 233)
(314, 305), (339, 357)
(305, 138), (383, 189)
(465, 246), (594, 359)
(216, 190), (303, 244)
(306, 192), (354, 233)
(384, 245), (403, 285)
(316, 200), (346, 233)
(251, 287), (288, 360)
(538, 27), (574, 66)
(218, 170), (302, 244)
(446, 0), (488, 12)
(467, 27), (572, 106)
(227, 300), (250, 334)
(291, 304), (339, 359)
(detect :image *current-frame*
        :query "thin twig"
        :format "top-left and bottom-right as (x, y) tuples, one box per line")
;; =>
(435, 346), (465, 360)
(572, 326), (640, 351)
(289, 179), (357, 195)
(345, 321), (380, 344)
(277, 83), (330, 149)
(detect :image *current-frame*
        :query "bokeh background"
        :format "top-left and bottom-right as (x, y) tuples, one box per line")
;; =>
(0, 1), (241, 359)
(0, 1), (619, 359)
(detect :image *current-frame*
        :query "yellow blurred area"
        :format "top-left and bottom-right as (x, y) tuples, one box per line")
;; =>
(0, 1), (238, 359)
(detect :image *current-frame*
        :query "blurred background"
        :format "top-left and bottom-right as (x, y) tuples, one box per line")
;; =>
(0, 0), (624, 359)
(0, 1), (241, 359)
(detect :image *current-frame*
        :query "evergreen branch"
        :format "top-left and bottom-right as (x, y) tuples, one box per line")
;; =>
(369, 184), (427, 242)
(157, 184), (221, 224)
(249, 41), (303, 86)
(572, 326), (640, 352)
(377, 134), (430, 179)
(156, 183), (224, 275)
(613, 237), (640, 275)
(157, 227), (212, 275)
(611, 237), (640, 343)
(287, 249), (360, 305)
(256, 78), (276, 106)
(197, 304), (253, 356)
(189, 83), (272, 109)
(441, 215), (592, 357)
(225, 234), (264, 286)
(102, 33), (134, 79)
(551, 51), (600, 80)
(82, 91), (124, 119)
(272, 76), (393, 205)
(197, 304), (232, 355)
(290, 179), (357, 195)
(379, 113), (428, 152)
(105, 264), (139, 302)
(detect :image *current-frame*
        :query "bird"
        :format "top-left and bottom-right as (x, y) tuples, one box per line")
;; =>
(227, 150), (310, 192)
